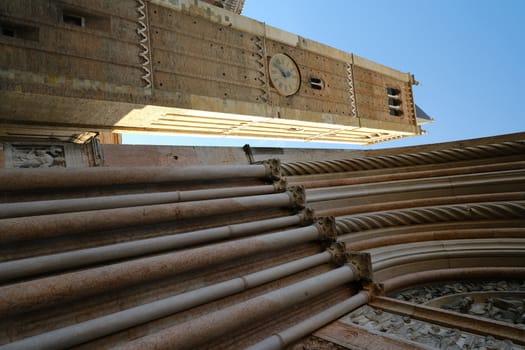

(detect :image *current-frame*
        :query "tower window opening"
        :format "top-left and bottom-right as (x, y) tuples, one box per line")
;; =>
(0, 22), (39, 41)
(387, 86), (403, 116)
(386, 87), (401, 97)
(310, 77), (324, 90)
(63, 13), (85, 27)
(1, 26), (16, 37)
(61, 8), (110, 31)
(389, 108), (403, 116)
(388, 98), (402, 107)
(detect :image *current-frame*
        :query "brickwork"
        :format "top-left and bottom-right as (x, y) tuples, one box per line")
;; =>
(0, 0), (420, 145)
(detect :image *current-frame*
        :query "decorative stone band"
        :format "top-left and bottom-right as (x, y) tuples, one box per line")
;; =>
(280, 140), (525, 176)
(335, 201), (525, 234)
(345, 63), (357, 118)
(254, 35), (269, 103)
(136, 0), (153, 88)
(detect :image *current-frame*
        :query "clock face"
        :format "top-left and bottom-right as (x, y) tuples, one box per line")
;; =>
(268, 53), (301, 96)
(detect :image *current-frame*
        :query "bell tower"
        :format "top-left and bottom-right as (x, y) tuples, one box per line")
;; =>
(0, 0), (426, 168)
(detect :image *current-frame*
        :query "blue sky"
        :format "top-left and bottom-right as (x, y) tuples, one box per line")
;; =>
(124, 0), (525, 149)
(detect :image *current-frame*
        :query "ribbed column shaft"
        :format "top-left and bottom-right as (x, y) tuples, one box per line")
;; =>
(0, 213), (308, 282)
(0, 164), (272, 191)
(1, 252), (334, 350)
(0, 184), (279, 219)
(247, 291), (369, 350)
(0, 191), (296, 243)
(117, 265), (358, 350)
(0, 224), (324, 316)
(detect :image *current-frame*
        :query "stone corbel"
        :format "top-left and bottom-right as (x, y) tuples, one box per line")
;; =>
(362, 282), (385, 298)
(272, 178), (287, 192)
(298, 208), (315, 226)
(314, 216), (337, 242)
(327, 242), (349, 266)
(286, 185), (306, 210)
(347, 252), (373, 282)
(261, 158), (281, 180)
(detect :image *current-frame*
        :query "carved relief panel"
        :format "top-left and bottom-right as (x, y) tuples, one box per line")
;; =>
(345, 304), (523, 350)
(3, 143), (88, 168)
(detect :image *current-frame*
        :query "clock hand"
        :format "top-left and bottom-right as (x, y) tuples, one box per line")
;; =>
(273, 63), (291, 78)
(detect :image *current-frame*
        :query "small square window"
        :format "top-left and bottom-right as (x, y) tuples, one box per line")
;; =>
(310, 77), (324, 90)
(0, 22), (39, 41)
(1, 26), (16, 37)
(386, 87), (401, 96)
(389, 108), (403, 116)
(388, 98), (402, 107)
(63, 13), (85, 27)
(61, 8), (110, 32)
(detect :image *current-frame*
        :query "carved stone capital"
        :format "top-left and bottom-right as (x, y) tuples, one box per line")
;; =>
(272, 178), (287, 192)
(262, 158), (281, 180)
(298, 208), (315, 226)
(314, 216), (337, 241)
(327, 242), (349, 266)
(286, 185), (306, 210)
(347, 252), (373, 281)
(363, 282), (385, 297)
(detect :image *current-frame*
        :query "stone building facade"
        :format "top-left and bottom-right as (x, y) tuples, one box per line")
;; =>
(1, 0), (422, 146)
(0, 1), (523, 349)
(1, 133), (524, 349)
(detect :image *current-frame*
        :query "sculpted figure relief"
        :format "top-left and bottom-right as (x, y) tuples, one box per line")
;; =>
(345, 304), (524, 349)
(392, 281), (525, 329)
(393, 280), (525, 304)
(12, 145), (66, 168)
